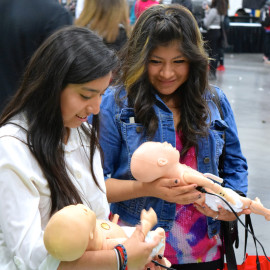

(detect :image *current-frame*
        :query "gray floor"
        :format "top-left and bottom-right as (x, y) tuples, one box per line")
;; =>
(213, 53), (270, 262)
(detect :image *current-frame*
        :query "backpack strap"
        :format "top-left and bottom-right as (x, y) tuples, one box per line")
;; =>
(211, 87), (239, 270)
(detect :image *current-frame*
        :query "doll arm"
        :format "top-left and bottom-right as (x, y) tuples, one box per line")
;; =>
(183, 172), (236, 205)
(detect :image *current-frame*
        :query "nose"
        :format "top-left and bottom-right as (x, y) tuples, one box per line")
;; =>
(160, 63), (174, 79)
(86, 95), (102, 115)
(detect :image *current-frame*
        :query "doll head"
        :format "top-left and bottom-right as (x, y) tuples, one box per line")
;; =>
(44, 204), (97, 261)
(130, 141), (180, 182)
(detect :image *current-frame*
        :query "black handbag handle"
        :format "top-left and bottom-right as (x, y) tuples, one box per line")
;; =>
(244, 215), (261, 270)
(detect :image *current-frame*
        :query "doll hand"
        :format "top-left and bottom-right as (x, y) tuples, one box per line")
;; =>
(142, 177), (202, 205)
(124, 225), (162, 270)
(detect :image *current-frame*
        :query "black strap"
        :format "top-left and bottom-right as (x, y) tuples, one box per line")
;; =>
(221, 221), (238, 270)
(244, 215), (261, 270)
(211, 87), (226, 177)
(212, 87), (239, 270)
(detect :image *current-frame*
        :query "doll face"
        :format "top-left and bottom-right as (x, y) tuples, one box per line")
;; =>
(131, 142), (180, 182)
(155, 142), (180, 165)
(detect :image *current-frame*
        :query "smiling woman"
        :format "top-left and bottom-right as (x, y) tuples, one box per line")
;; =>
(97, 4), (248, 270)
(0, 26), (162, 270)
(60, 73), (111, 130)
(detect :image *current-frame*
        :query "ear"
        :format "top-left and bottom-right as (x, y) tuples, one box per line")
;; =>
(157, 158), (168, 167)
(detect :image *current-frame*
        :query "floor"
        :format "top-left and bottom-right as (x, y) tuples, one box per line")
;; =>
(212, 53), (270, 262)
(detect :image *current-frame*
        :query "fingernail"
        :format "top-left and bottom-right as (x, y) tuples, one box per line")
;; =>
(175, 179), (178, 184)
(158, 254), (163, 259)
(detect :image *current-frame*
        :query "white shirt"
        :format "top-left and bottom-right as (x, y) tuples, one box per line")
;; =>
(0, 114), (109, 270)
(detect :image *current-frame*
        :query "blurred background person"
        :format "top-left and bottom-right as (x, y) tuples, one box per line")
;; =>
(171, 0), (193, 12)
(0, 0), (72, 114)
(75, 0), (130, 52)
(75, 0), (84, 19)
(261, 0), (270, 64)
(217, 0), (229, 71)
(134, 0), (160, 19)
(203, 0), (227, 80)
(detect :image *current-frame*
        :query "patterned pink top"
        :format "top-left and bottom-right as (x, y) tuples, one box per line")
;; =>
(164, 132), (222, 264)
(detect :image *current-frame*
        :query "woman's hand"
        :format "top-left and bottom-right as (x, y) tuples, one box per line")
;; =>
(193, 203), (249, 221)
(124, 225), (162, 270)
(142, 177), (202, 205)
(144, 254), (172, 270)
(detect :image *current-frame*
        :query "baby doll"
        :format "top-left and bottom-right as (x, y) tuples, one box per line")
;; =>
(130, 141), (270, 221)
(43, 204), (168, 262)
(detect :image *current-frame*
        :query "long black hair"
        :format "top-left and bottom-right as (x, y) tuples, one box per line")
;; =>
(115, 5), (210, 155)
(0, 26), (117, 215)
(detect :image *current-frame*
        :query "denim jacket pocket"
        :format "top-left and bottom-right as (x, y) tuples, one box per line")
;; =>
(210, 119), (228, 166)
(118, 108), (147, 178)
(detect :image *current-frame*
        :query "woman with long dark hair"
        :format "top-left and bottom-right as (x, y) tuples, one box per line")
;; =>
(0, 26), (161, 270)
(97, 5), (248, 270)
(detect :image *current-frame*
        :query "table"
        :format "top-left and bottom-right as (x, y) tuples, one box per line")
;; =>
(227, 22), (264, 53)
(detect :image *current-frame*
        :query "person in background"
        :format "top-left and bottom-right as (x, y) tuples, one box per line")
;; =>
(203, 0), (227, 80)
(135, 0), (160, 19)
(130, 1), (138, 25)
(0, 26), (162, 270)
(171, 0), (193, 12)
(261, 0), (270, 64)
(96, 4), (248, 270)
(0, 0), (72, 114)
(75, 0), (130, 52)
(75, 0), (84, 19)
(216, 0), (229, 71)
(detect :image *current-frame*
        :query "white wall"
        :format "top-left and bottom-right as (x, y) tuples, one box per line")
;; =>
(228, 0), (243, 16)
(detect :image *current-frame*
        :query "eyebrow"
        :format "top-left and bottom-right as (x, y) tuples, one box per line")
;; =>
(81, 87), (100, 93)
(150, 55), (183, 60)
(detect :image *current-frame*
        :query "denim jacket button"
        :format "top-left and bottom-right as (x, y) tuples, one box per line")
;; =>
(136, 126), (142, 133)
(212, 229), (217, 234)
(203, 157), (210, 164)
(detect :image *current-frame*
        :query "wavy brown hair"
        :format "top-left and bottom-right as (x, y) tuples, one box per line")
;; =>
(75, 0), (130, 43)
(115, 4), (210, 155)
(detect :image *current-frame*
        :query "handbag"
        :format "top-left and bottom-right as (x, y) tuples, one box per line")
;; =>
(222, 215), (270, 270)
(212, 89), (270, 270)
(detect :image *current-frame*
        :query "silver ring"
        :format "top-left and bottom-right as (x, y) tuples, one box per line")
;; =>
(213, 213), (219, 220)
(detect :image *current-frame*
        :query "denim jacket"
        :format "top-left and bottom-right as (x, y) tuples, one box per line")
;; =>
(97, 85), (248, 238)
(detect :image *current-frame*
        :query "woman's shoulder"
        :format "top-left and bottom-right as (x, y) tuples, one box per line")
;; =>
(102, 86), (127, 105)
(0, 113), (27, 141)
(205, 85), (225, 101)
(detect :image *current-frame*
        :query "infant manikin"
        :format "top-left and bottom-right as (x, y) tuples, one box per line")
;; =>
(44, 204), (168, 262)
(130, 141), (270, 221)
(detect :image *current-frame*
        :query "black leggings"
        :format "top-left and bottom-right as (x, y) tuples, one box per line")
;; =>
(205, 29), (222, 75)
(171, 258), (223, 270)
